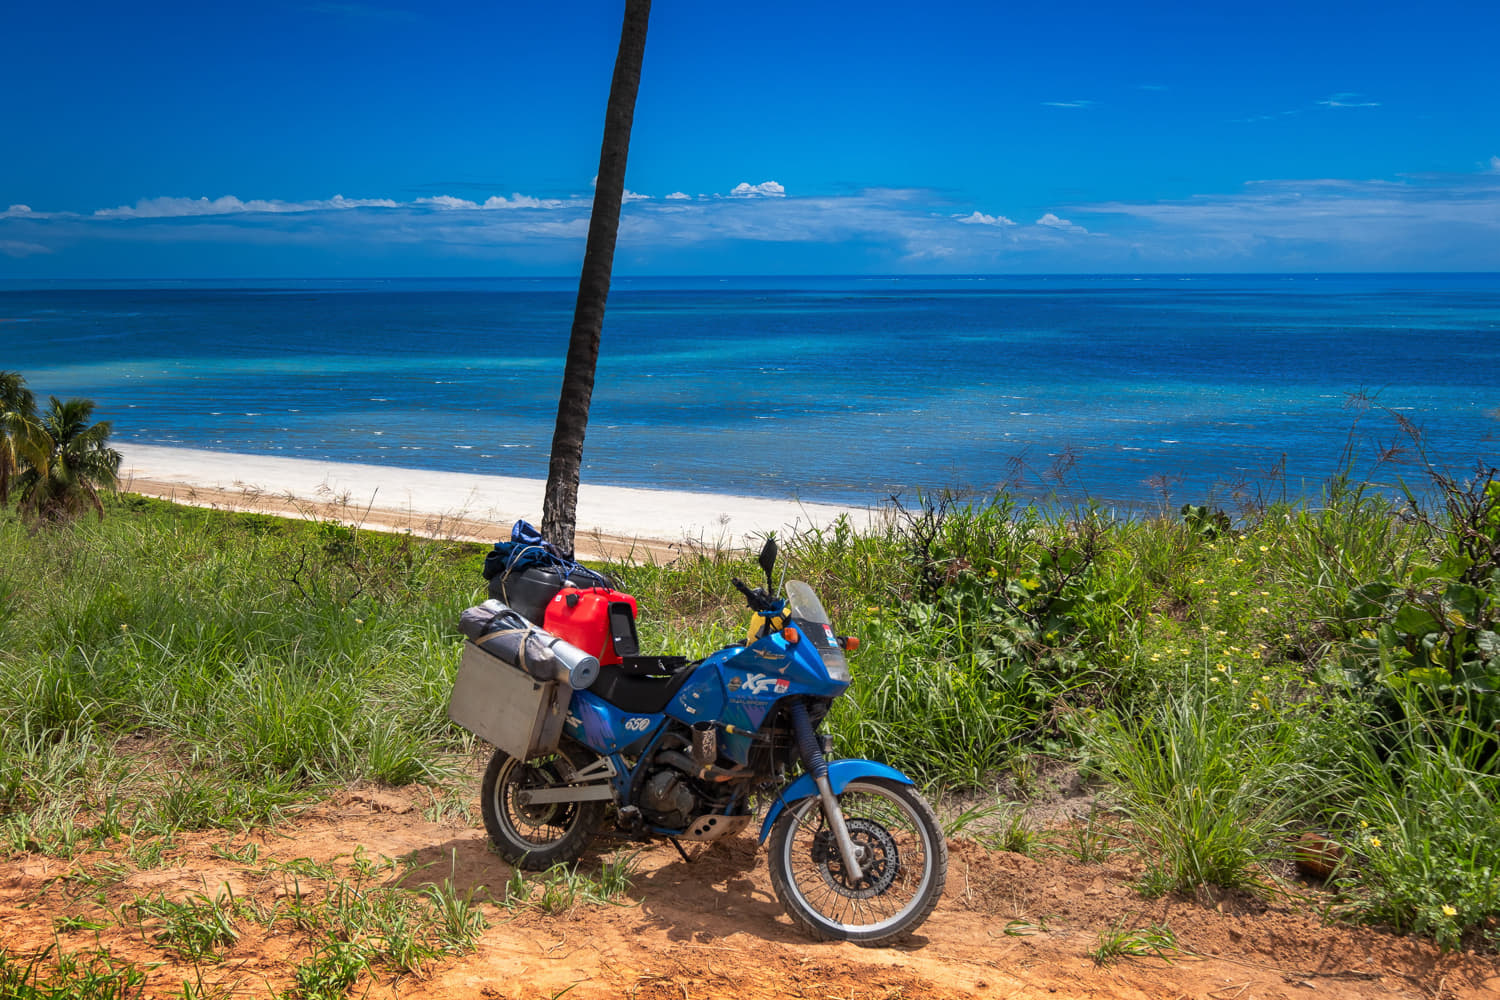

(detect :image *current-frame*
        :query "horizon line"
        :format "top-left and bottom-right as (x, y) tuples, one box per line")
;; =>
(4, 269), (1500, 285)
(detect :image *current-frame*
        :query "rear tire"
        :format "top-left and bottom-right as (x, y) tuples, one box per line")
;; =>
(768, 778), (947, 945)
(480, 740), (604, 870)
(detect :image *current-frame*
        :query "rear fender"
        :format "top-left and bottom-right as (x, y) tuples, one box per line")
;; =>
(757, 758), (913, 842)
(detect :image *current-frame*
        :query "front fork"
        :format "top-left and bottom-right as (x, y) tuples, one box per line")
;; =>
(789, 700), (865, 882)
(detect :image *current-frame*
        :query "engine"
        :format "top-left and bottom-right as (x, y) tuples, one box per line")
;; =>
(640, 766), (701, 829)
(636, 728), (743, 831)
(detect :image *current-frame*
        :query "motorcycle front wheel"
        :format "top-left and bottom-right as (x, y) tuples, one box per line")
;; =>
(768, 778), (947, 945)
(480, 740), (604, 870)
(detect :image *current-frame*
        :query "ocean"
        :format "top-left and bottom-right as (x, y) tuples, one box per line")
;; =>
(2, 274), (1498, 510)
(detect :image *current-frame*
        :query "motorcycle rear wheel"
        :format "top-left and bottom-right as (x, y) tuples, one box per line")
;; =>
(768, 778), (947, 945)
(481, 740), (604, 870)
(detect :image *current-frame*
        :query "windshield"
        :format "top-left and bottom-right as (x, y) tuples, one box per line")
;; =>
(785, 581), (830, 624)
(785, 580), (850, 682)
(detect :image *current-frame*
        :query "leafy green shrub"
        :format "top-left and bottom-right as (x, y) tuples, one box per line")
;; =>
(1337, 579), (1500, 758)
(1333, 467), (1500, 763)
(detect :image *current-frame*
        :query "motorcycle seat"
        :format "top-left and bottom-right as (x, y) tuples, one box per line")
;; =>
(587, 658), (696, 714)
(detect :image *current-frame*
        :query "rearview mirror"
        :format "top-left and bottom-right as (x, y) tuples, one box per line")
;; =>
(758, 537), (778, 590)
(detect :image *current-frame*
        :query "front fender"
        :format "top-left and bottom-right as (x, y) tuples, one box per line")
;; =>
(757, 759), (914, 842)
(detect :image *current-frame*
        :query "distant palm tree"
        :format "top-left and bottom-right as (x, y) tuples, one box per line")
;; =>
(0, 370), (38, 505)
(14, 396), (122, 523)
(540, 0), (652, 559)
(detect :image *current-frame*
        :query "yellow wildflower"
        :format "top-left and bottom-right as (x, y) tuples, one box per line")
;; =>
(1370, 836), (1382, 848)
(1259, 545), (1269, 553)
(1442, 904), (1458, 917)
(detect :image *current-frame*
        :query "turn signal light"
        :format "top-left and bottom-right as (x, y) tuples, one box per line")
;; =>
(781, 626), (800, 643)
(840, 636), (861, 652)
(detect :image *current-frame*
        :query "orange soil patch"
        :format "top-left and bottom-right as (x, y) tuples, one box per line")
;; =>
(4, 783), (1498, 1000)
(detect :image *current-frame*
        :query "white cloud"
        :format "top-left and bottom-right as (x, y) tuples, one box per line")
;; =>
(89, 192), (580, 218)
(1042, 100), (1095, 109)
(416, 195), (477, 210)
(1076, 170), (1500, 268)
(1036, 212), (1086, 232)
(481, 194), (557, 209)
(906, 245), (956, 260)
(9, 166), (1500, 274)
(95, 194), (399, 218)
(1, 239), (52, 257)
(1317, 92), (1380, 108)
(623, 190), (651, 202)
(954, 211), (1015, 226)
(665, 191), (691, 200)
(728, 181), (787, 198)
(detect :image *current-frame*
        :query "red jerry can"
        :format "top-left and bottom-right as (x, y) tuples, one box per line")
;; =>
(543, 588), (640, 666)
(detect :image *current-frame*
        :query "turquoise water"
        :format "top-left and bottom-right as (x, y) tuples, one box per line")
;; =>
(2, 274), (1497, 508)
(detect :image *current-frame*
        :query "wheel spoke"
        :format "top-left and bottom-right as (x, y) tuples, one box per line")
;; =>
(772, 780), (943, 940)
(481, 742), (603, 870)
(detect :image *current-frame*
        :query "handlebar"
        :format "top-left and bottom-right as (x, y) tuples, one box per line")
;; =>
(731, 577), (778, 613)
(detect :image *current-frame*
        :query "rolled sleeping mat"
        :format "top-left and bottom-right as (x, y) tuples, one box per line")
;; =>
(470, 622), (600, 691)
(542, 634), (601, 690)
(458, 599), (529, 639)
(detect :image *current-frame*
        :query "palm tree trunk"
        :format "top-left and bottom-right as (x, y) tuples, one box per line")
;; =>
(540, 0), (652, 559)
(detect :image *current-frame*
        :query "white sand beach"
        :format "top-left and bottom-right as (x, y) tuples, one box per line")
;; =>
(116, 444), (874, 560)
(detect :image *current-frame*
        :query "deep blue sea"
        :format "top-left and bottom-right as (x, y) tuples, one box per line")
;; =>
(2, 274), (1498, 510)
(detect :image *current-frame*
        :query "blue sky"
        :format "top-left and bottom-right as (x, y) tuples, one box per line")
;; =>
(3, 0), (1498, 277)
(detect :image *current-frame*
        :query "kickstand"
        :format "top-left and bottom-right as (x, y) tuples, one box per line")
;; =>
(669, 838), (694, 864)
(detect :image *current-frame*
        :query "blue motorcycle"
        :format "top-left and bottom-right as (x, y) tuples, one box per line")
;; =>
(467, 539), (947, 945)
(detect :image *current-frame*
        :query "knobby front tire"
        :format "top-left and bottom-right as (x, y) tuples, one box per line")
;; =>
(480, 740), (604, 870)
(768, 778), (947, 945)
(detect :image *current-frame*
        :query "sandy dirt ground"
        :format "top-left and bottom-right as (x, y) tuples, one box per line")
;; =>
(120, 473), (686, 564)
(5, 775), (1498, 1000)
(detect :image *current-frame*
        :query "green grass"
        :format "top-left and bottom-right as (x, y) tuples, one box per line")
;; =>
(0, 946), (148, 1000)
(127, 891), (244, 961)
(1089, 917), (1180, 966)
(0, 498), (480, 852)
(1334, 715), (1500, 951)
(500, 854), (640, 914)
(1080, 659), (1331, 896)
